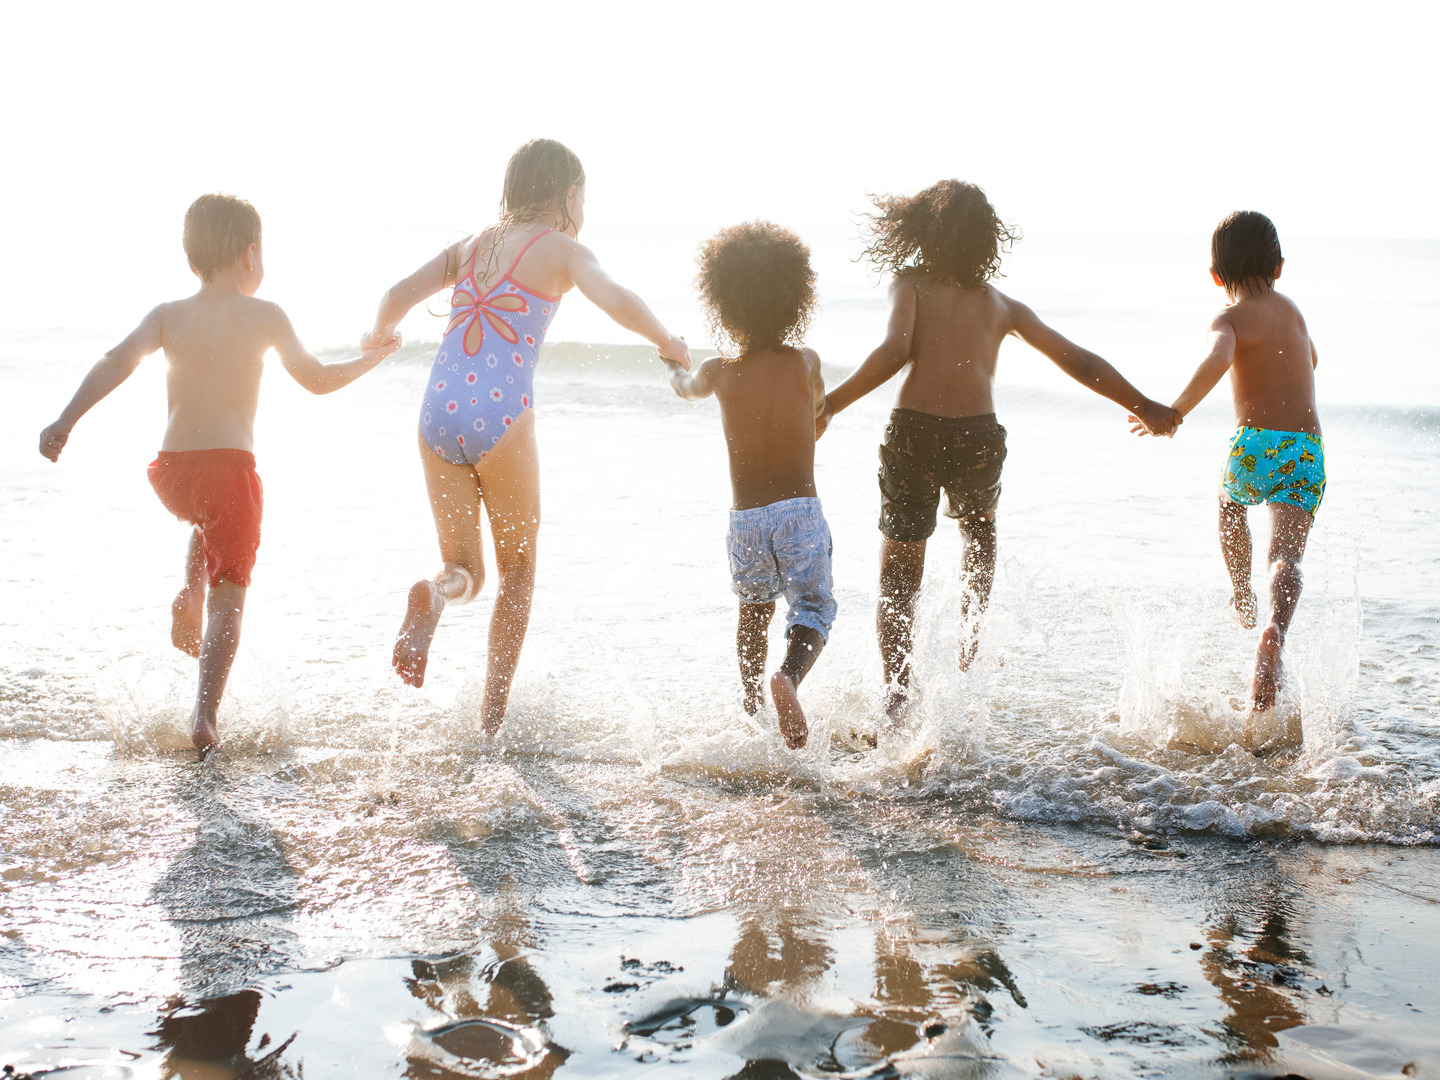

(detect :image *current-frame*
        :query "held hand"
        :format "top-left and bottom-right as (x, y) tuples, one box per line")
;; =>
(362, 330), (403, 360)
(39, 422), (70, 462)
(814, 398), (835, 441)
(658, 335), (691, 372)
(361, 328), (401, 353)
(1130, 401), (1183, 438)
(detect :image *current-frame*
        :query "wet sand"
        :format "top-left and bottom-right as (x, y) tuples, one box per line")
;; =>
(2, 743), (1437, 1078)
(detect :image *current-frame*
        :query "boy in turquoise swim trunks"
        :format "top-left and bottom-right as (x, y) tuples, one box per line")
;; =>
(1136, 211), (1324, 712)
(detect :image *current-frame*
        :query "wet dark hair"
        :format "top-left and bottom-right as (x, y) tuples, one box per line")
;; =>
(697, 221), (817, 355)
(1211, 211), (1282, 294)
(459, 138), (587, 286)
(861, 179), (1019, 289)
(183, 193), (261, 281)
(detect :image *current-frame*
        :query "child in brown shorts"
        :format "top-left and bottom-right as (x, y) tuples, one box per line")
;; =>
(821, 180), (1180, 721)
(39, 194), (399, 753)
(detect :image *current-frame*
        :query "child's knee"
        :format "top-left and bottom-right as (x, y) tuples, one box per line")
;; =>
(958, 511), (996, 537)
(496, 550), (537, 591)
(445, 563), (480, 603)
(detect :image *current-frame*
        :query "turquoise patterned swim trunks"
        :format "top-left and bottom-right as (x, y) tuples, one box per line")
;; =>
(1222, 426), (1326, 516)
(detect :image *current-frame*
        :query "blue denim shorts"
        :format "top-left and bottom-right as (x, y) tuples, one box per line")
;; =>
(726, 496), (837, 640)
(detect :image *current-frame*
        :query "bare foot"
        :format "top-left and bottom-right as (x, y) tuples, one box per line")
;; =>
(743, 682), (765, 716)
(394, 581), (443, 687)
(770, 672), (808, 750)
(171, 587), (204, 658)
(480, 696), (506, 736)
(1251, 625), (1284, 711)
(883, 687), (910, 726)
(191, 707), (219, 754)
(1230, 590), (1258, 630)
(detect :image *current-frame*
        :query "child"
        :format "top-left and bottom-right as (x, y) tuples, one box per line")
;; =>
(821, 180), (1180, 720)
(1134, 211), (1323, 712)
(363, 138), (690, 733)
(663, 221), (833, 750)
(38, 194), (400, 753)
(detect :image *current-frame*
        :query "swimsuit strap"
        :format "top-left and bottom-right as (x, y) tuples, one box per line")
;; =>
(499, 228), (554, 285)
(464, 235), (483, 277)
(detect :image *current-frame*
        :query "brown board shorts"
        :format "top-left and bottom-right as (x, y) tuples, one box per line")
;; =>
(877, 409), (1007, 542)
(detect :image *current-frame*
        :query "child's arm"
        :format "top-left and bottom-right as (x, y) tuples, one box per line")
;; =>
(565, 244), (690, 370)
(820, 279), (916, 431)
(270, 305), (401, 395)
(1008, 300), (1181, 436)
(365, 247), (454, 349)
(1170, 313), (1238, 418)
(806, 348), (830, 438)
(663, 356), (722, 401)
(39, 307), (164, 461)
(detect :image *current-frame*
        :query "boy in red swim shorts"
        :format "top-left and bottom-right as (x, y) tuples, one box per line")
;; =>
(39, 194), (400, 753)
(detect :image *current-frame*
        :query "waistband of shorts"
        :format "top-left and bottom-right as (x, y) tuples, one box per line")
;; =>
(1233, 426), (1322, 444)
(152, 449), (257, 468)
(889, 408), (1001, 435)
(728, 496), (823, 522)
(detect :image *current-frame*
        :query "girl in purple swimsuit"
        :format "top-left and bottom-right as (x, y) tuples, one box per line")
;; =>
(365, 138), (690, 732)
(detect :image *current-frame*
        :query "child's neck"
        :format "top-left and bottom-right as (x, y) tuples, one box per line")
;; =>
(200, 266), (254, 297)
(1227, 281), (1275, 303)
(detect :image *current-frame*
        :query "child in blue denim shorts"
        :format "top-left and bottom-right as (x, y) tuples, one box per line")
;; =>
(1134, 211), (1325, 713)
(663, 222), (834, 750)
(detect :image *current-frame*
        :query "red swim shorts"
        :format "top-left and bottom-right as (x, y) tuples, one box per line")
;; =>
(147, 449), (264, 588)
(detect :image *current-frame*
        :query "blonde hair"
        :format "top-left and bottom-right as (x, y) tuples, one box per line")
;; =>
(183, 194), (261, 280)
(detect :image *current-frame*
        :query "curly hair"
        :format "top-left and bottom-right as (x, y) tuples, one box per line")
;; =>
(1211, 211), (1282, 295)
(696, 221), (817, 355)
(861, 180), (1019, 289)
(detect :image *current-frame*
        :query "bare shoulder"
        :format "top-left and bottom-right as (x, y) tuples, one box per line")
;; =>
(991, 287), (1036, 331)
(1272, 289), (1309, 325)
(1209, 305), (1238, 334)
(695, 354), (727, 380)
(248, 296), (290, 326)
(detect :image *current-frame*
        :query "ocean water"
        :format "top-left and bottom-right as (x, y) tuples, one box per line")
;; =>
(1, 234), (1438, 1077)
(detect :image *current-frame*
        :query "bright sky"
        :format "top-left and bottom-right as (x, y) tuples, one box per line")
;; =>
(3, 0), (1437, 343)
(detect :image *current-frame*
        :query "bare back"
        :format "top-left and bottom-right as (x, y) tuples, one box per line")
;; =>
(450, 225), (578, 300)
(893, 280), (1011, 418)
(1220, 290), (1320, 435)
(712, 347), (823, 510)
(157, 291), (282, 452)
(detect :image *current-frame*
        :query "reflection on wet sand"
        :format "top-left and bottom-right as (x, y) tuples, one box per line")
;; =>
(402, 817), (571, 1080)
(725, 911), (833, 999)
(149, 772), (300, 1078)
(1201, 892), (1308, 1062)
(402, 919), (568, 1079)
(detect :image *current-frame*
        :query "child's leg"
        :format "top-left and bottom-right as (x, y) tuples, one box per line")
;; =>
(1252, 503), (1313, 711)
(191, 580), (246, 752)
(475, 415), (541, 734)
(737, 600), (776, 714)
(1219, 496), (1258, 629)
(770, 627), (825, 751)
(395, 429), (487, 688)
(956, 510), (997, 670)
(877, 537), (926, 717)
(171, 527), (207, 658)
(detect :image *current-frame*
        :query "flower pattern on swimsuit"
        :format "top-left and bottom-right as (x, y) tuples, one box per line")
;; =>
(445, 284), (530, 356)
(418, 230), (562, 467)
